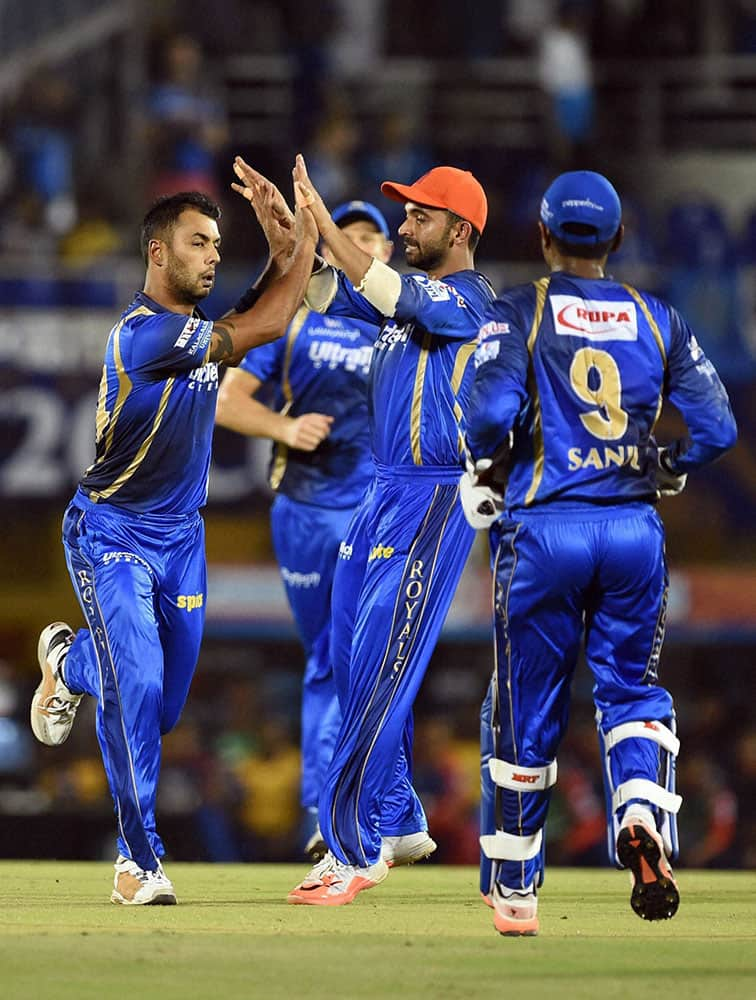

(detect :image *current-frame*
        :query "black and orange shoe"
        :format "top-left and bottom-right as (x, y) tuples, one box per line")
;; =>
(617, 817), (679, 921)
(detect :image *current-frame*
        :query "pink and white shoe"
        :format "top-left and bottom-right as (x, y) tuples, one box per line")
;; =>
(617, 816), (679, 921)
(491, 884), (539, 937)
(287, 851), (388, 906)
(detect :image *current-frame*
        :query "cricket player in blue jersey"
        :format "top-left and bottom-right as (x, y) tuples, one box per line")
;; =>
(461, 170), (738, 936)
(30, 162), (318, 904)
(284, 155), (496, 905)
(215, 199), (393, 861)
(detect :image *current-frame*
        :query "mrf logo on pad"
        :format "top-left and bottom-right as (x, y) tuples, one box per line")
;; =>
(550, 295), (638, 341)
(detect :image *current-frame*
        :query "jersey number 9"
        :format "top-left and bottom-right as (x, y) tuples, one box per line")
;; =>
(569, 347), (628, 441)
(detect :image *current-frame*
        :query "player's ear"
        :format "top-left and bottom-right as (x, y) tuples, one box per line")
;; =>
(538, 221), (551, 250)
(149, 239), (164, 266)
(380, 240), (394, 263)
(456, 219), (472, 247)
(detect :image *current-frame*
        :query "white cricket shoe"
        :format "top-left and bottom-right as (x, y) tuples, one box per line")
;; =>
(491, 883), (539, 936)
(381, 831), (437, 867)
(30, 622), (83, 746)
(111, 855), (177, 906)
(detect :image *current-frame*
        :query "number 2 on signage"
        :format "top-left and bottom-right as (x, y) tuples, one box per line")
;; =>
(569, 347), (628, 440)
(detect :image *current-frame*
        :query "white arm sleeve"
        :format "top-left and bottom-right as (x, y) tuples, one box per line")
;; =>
(354, 257), (403, 318)
(304, 263), (339, 313)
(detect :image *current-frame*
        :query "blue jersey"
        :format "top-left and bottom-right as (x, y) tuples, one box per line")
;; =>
(466, 273), (737, 509)
(80, 291), (218, 515)
(240, 305), (376, 508)
(326, 270), (496, 468)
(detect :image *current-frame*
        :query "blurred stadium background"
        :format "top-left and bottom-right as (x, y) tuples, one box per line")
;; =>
(0, 0), (753, 870)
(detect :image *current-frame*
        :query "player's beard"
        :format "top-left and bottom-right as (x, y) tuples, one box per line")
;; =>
(164, 251), (214, 305)
(403, 224), (455, 273)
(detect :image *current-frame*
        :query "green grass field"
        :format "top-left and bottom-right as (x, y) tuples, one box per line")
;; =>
(1, 862), (753, 999)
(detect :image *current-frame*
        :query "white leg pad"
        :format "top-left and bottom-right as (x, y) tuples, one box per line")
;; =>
(604, 720), (679, 757)
(480, 829), (543, 861)
(488, 758), (558, 792)
(611, 777), (682, 816)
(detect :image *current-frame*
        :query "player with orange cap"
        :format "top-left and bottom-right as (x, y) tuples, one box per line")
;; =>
(285, 156), (495, 905)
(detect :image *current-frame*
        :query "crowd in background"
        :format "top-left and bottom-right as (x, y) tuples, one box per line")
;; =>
(0, 640), (752, 870)
(4, 1), (756, 274)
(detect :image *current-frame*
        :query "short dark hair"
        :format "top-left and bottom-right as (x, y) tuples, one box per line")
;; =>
(551, 221), (615, 260)
(140, 191), (221, 263)
(447, 211), (481, 252)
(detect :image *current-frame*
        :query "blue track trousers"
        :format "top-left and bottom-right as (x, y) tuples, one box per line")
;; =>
(60, 494), (206, 871)
(480, 503), (675, 895)
(322, 465), (475, 867)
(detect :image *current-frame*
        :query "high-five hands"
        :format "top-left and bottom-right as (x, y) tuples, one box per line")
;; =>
(232, 155), (317, 253)
(293, 153), (331, 234)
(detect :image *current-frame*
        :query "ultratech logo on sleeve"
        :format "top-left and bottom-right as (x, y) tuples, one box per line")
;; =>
(550, 296), (638, 341)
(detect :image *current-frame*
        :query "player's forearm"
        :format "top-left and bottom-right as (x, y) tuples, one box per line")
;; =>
(318, 215), (374, 286)
(215, 392), (289, 442)
(210, 236), (316, 364)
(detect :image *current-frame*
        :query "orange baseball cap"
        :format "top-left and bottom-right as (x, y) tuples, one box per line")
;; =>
(381, 166), (488, 234)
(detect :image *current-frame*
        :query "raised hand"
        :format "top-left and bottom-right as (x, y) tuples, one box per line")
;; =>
(232, 157), (295, 259)
(233, 157), (294, 227)
(293, 153), (332, 235)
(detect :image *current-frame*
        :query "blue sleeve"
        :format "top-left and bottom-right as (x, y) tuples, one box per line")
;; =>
(465, 298), (531, 460)
(322, 271), (385, 326)
(239, 335), (284, 383)
(663, 306), (738, 471)
(394, 273), (490, 339)
(130, 313), (213, 375)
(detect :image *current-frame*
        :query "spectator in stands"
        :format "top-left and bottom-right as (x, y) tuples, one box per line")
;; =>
(304, 106), (360, 206)
(677, 751), (738, 868)
(233, 718), (302, 860)
(279, 1), (338, 141)
(144, 34), (229, 200)
(359, 111), (434, 234)
(538, 1), (595, 168)
(9, 70), (77, 235)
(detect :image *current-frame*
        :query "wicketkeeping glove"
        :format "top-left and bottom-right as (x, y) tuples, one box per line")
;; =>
(656, 447), (688, 497)
(459, 458), (504, 529)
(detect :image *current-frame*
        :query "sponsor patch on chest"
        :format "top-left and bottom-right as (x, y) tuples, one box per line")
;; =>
(550, 295), (638, 341)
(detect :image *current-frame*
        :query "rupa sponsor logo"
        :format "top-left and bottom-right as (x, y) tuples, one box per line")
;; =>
(550, 295), (638, 341)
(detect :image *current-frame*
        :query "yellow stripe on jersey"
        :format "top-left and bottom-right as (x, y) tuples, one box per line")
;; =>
(270, 305), (309, 490)
(524, 277), (550, 506)
(94, 377), (176, 501)
(622, 284), (667, 365)
(622, 284), (667, 433)
(410, 332), (433, 465)
(450, 339), (478, 454)
(92, 305), (154, 469)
